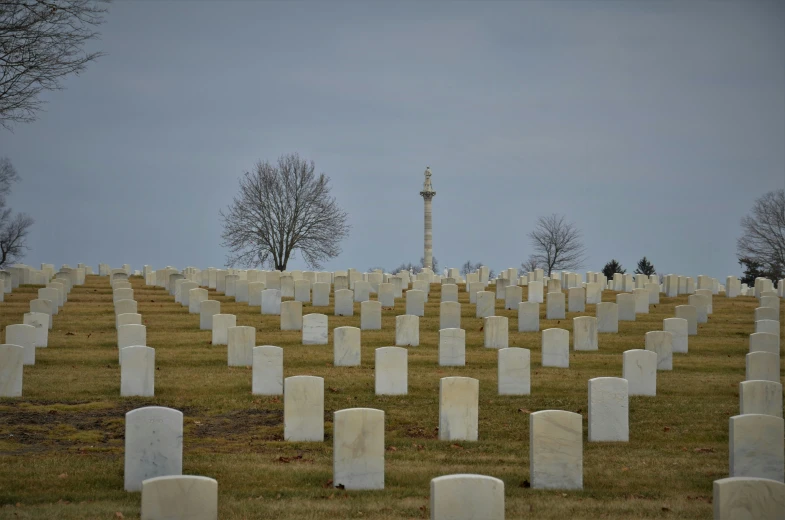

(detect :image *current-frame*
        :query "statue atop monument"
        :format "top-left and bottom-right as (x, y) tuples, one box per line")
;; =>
(420, 166), (435, 199)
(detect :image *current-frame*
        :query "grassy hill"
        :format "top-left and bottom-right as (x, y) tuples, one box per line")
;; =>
(0, 275), (779, 519)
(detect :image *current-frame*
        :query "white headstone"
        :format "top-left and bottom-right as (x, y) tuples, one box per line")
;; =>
(542, 328), (569, 368)
(675, 305), (698, 335)
(740, 380), (783, 418)
(729, 414), (784, 482)
(227, 326), (255, 366)
(483, 316), (508, 349)
(750, 332), (779, 355)
(124, 406), (183, 491)
(439, 328), (465, 366)
(302, 313), (328, 345)
(361, 300), (382, 330)
(573, 316), (598, 351)
(283, 376), (324, 441)
(332, 408), (385, 490)
(334, 289), (354, 316)
(280, 300), (303, 331)
(546, 291), (565, 320)
(588, 377), (629, 442)
(712, 476), (785, 520)
(121, 346), (155, 396)
(530, 410), (583, 489)
(663, 317), (688, 353)
(395, 315), (419, 347)
(23, 312), (48, 347)
(211, 314), (236, 345)
(252, 346), (283, 395)
(375, 347), (407, 395)
(429, 474), (504, 520)
(199, 300), (220, 330)
(261, 289), (282, 315)
(498, 347), (530, 395)
(518, 301), (539, 332)
(440, 301), (461, 330)
(622, 349), (657, 396)
(617, 293), (635, 321)
(0, 344), (24, 396)
(645, 330), (673, 370)
(140, 475), (218, 520)
(334, 326), (360, 366)
(439, 377), (479, 441)
(189, 288), (208, 314)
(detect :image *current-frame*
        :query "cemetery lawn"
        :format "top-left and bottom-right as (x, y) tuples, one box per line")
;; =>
(0, 276), (778, 519)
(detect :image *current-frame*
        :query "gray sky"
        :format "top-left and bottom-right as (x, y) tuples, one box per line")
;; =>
(2, 1), (784, 279)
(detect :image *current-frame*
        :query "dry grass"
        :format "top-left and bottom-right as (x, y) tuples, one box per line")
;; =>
(0, 275), (780, 519)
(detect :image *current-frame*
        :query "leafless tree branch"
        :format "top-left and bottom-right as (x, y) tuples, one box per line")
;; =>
(0, 156), (33, 267)
(220, 153), (350, 271)
(0, 0), (109, 128)
(527, 213), (586, 276)
(737, 189), (785, 279)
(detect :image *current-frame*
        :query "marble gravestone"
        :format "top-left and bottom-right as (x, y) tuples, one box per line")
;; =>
(429, 474), (505, 520)
(0, 344), (24, 397)
(729, 414), (784, 482)
(588, 377), (629, 442)
(189, 288), (208, 314)
(261, 289), (282, 315)
(663, 317), (688, 353)
(23, 312), (49, 347)
(645, 331), (673, 370)
(675, 305), (698, 335)
(361, 300), (382, 330)
(712, 477), (785, 520)
(140, 475), (218, 520)
(334, 289), (354, 316)
(281, 301), (303, 331)
(121, 346), (155, 397)
(739, 380), (782, 418)
(395, 315), (419, 347)
(596, 302), (619, 333)
(252, 346), (283, 395)
(312, 282), (330, 307)
(573, 316), (598, 351)
(746, 352), (780, 382)
(124, 406), (183, 492)
(542, 328), (569, 368)
(439, 377), (479, 441)
(440, 301), (461, 330)
(497, 347), (530, 395)
(546, 291), (565, 320)
(227, 326), (255, 366)
(750, 332), (779, 355)
(211, 314), (237, 345)
(622, 349), (657, 396)
(199, 300), (220, 330)
(530, 410), (583, 490)
(334, 326), (361, 366)
(284, 376), (324, 442)
(332, 408), (385, 490)
(483, 316), (508, 349)
(375, 347), (407, 395)
(518, 301), (539, 332)
(617, 293), (636, 321)
(439, 328), (465, 366)
(302, 313), (328, 345)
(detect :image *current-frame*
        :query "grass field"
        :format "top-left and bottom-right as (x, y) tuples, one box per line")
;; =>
(0, 274), (781, 519)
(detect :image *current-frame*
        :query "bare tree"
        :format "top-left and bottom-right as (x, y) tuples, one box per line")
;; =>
(737, 189), (785, 280)
(0, 0), (108, 128)
(0, 157), (33, 267)
(220, 153), (350, 271)
(520, 255), (540, 274)
(527, 213), (586, 276)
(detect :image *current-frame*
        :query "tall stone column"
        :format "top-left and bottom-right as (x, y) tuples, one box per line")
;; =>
(420, 167), (436, 270)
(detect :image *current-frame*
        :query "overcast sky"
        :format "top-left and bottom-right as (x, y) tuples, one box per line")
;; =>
(2, 1), (783, 279)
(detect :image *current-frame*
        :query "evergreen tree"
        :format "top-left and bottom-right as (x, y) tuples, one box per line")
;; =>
(602, 259), (625, 279)
(635, 256), (656, 276)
